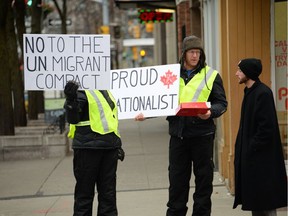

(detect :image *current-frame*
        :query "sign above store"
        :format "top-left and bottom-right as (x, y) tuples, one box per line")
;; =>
(114, 0), (176, 9)
(138, 9), (173, 23)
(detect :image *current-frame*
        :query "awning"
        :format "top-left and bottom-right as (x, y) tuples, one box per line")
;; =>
(114, 0), (176, 9)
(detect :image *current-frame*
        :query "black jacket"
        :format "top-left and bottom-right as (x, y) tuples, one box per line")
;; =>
(233, 80), (287, 210)
(166, 65), (227, 138)
(64, 91), (121, 150)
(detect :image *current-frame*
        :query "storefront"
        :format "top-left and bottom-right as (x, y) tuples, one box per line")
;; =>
(212, 0), (287, 193)
(114, 0), (287, 193)
(273, 0), (287, 161)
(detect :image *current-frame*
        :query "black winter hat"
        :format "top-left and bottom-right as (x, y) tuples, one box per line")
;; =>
(238, 58), (262, 80)
(182, 35), (203, 53)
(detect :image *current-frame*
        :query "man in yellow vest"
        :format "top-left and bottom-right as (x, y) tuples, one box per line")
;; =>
(166, 35), (227, 216)
(64, 81), (124, 216)
(136, 35), (227, 215)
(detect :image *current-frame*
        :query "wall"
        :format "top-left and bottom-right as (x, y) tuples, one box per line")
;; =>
(176, 1), (192, 57)
(219, 0), (271, 193)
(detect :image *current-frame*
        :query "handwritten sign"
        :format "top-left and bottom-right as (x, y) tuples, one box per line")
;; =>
(23, 34), (111, 90)
(110, 64), (180, 119)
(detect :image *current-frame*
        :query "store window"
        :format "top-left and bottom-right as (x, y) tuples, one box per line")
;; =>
(274, 0), (287, 156)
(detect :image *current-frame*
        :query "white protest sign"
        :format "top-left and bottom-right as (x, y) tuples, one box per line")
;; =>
(23, 34), (111, 90)
(110, 64), (180, 119)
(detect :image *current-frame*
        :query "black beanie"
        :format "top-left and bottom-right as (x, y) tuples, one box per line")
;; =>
(238, 58), (262, 80)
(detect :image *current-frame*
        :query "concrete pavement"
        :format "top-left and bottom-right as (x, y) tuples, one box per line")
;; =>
(0, 117), (287, 215)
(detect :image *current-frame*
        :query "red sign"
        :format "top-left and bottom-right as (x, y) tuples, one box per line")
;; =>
(138, 10), (173, 23)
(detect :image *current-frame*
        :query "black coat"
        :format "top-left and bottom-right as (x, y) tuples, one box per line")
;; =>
(233, 80), (287, 210)
(64, 91), (121, 150)
(167, 66), (227, 138)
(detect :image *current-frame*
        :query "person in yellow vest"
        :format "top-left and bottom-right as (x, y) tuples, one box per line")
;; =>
(135, 35), (227, 216)
(64, 81), (124, 216)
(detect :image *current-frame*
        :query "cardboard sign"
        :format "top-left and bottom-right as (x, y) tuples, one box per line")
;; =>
(23, 34), (111, 90)
(110, 64), (180, 119)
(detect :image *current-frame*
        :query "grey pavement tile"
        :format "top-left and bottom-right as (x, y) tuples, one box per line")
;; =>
(0, 158), (62, 198)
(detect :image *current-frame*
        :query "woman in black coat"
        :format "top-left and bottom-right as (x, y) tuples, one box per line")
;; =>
(233, 58), (287, 216)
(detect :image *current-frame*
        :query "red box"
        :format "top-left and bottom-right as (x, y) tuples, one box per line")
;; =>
(176, 102), (211, 116)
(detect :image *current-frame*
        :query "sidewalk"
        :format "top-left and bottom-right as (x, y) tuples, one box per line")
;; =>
(0, 117), (287, 215)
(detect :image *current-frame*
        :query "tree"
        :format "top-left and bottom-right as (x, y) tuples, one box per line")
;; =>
(0, 0), (15, 135)
(52, 0), (67, 34)
(72, 0), (102, 34)
(28, 0), (44, 120)
(27, 0), (67, 120)
(10, 0), (27, 126)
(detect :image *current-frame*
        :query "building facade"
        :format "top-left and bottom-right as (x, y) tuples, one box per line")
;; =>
(115, 0), (287, 193)
(176, 0), (287, 193)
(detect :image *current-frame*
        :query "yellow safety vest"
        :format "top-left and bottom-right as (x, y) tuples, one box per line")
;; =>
(68, 90), (120, 139)
(179, 66), (218, 103)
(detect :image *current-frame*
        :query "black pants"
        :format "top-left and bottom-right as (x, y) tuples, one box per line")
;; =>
(73, 149), (118, 216)
(166, 135), (214, 216)
(252, 210), (277, 216)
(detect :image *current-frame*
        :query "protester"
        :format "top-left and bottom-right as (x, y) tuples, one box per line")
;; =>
(136, 35), (227, 216)
(64, 81), (124, 216)
(233, 58), (287, 216)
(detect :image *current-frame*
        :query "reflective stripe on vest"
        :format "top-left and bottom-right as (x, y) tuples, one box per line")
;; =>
(89, 90), (110, 133)
(75, 121), (90, 126)
(67, 121), (91, 138)
(68, 90), (120, 139)
(180, 66), (218, 103)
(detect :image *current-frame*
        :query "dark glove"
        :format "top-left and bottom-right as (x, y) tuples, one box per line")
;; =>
(64, 81), (79, 101)
(117, 147), (125, 161)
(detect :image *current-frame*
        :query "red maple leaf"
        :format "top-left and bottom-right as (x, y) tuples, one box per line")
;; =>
(160, 70), (177, 89)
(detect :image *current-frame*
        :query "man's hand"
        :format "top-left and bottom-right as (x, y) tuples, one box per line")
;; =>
(135, 113), (146, 121)
(64, 81), (79, 101)
(197, 110), (211, 120)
